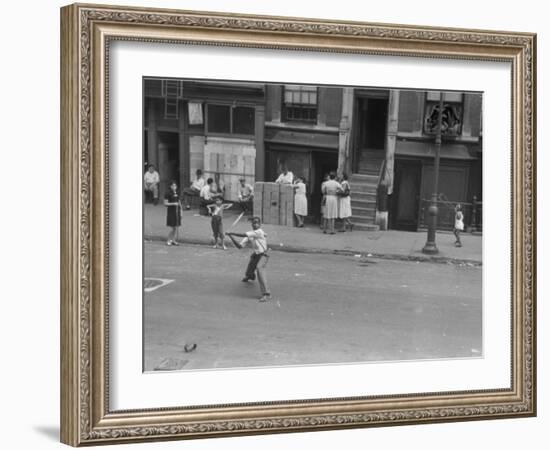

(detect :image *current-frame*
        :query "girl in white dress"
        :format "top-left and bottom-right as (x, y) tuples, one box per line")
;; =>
(338, 173), (353, 232)
(293, 177), (307, 227)
(453, 203), (464, 247)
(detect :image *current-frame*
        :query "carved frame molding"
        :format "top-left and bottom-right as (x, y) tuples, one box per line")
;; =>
(61, 3), (536, 446)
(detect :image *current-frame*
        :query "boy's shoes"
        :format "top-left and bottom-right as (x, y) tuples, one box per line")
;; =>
(259, 294), (272, 302)
(222, 245), (227, 250)
(455, 242), (462, 247)
(171, 241), (179, 246)
(241, 277), (250, 282)
(166, 241), (172, 246)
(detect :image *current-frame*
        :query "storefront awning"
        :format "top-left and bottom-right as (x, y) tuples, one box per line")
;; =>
(265, 128), (339, 150)
(395, 140), (478, 160)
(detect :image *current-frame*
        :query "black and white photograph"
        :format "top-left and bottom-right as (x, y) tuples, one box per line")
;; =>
(142, 78), (483, 372)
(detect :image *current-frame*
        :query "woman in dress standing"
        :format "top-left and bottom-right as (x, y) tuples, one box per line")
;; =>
(320, 173), (329, 231)
(322, 172), (341, 234)
(338, 173), (353, 232)
(293, 177), (308, 227)
(163, 180), (182, 246)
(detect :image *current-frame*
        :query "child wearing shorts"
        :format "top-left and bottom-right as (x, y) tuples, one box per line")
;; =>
(207, 198), (232, 250)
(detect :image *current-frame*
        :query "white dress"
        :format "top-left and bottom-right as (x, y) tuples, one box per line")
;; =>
(294, 182), (308, 216)
(454, 211), (464, 231)
(338, 180), (352, 219)
(323, 179), (341, 219)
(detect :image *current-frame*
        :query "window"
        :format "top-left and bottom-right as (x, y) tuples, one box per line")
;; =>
(207, 104), (231, 134)
(233, 106), (255, 135)
(206, 104), (255, 136)
(283, 85), (318, 123)
(424, 92), (463, 136)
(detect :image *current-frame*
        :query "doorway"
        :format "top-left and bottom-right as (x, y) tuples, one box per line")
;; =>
(157, 131), (180, 199)
(354, 95), (388, 174)
(390, 160), (422, 231)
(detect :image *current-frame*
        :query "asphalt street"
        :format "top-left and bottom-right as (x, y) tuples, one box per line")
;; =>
(144, 242), (482, 372)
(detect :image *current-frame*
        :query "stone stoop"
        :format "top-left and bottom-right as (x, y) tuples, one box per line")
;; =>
(350, 153), (384, 231)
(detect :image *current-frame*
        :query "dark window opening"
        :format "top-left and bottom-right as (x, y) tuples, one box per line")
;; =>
(207, 104), (255, 136)
(233, 106), (255, 135)
(207, 104), (231, 134)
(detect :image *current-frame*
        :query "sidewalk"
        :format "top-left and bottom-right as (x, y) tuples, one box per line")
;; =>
(144, 205), (482, 264)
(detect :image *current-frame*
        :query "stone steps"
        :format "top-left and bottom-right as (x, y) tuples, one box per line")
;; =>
(352, 222), (380, 232)
(351, 173), (379, 184)
(348, 153), (385, 230)
(350, 205), (377, 216)
(352, 215), (378, 225)
(352, 183), (378, 194)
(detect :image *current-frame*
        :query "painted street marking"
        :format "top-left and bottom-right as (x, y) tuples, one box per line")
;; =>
(153, 358), (188, 371)
(144, 278), (174, 292)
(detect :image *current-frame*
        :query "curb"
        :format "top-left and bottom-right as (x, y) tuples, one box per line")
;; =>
(144, 234), (482, 266)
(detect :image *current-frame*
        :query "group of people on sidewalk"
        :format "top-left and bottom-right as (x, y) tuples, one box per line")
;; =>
(149, 162), (356, 235)
(275, 167), (308, 227)
(274, 167), (354, 232)
(182, 169), (255, 214)
(321, 172), (353, 234)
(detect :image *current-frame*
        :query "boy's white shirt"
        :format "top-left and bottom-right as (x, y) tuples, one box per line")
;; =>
(240, 229), (268, 254)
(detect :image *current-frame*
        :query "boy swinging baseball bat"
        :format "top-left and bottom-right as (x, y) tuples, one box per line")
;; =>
(226, 216), (271, 302)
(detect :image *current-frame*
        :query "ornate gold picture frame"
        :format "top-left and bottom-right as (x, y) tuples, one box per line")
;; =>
(60, 3), (536, 446)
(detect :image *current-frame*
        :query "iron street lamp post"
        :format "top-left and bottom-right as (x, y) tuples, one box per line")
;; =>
(422, 93), (444, 254)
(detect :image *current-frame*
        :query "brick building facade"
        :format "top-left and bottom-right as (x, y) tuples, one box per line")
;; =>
(144, 78), (482, 231)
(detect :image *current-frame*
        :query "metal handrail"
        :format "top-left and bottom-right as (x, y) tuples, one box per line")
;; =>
(418, 196), (482, 232)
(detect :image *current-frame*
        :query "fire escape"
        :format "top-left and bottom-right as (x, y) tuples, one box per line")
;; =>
(161, 79), (183, 120)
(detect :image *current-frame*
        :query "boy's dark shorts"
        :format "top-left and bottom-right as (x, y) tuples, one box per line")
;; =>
(211, 215), (224, 238)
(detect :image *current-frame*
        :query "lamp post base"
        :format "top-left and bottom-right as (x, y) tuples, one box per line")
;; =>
(422, 241), (439, 254)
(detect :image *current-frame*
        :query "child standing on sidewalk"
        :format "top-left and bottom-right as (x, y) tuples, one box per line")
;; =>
(207, 198), (232, 250)
(454, 203), (464, 247)
(163, 180), (182, 246)
(227, 217), (271, 302)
